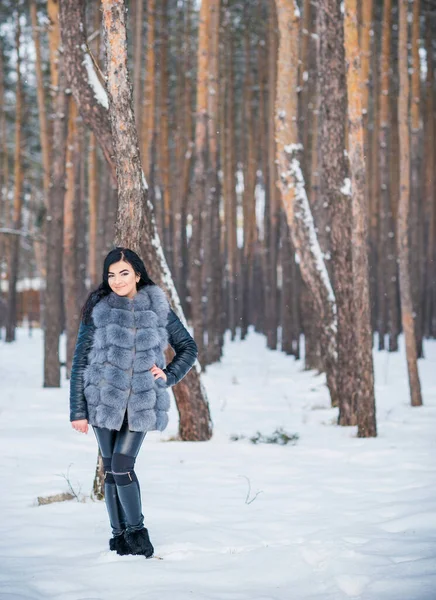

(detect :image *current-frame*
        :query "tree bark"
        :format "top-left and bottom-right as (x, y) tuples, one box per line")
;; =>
(410, 0), (423, 357)
(133, 0), (143, 131)
(58, 0), (116, 182)
(423, 17), (435, 339)
(344, 0), (377, 437)
(397, 0), (423, 407)
(63, 99), (83, 376)
(206, 0), (223, 364)
(30, 0), (51, 200)
(274, 0), (338, 406)
(267, 2), (280, 350)
(99, 0), (212, 440)
(317, 0), (358, 424)
(5, 15), (23, 344)
(190, 0), (210, 365)
(43, 56), (70, 387)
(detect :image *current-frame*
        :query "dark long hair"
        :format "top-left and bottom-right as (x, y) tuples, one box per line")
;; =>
(81, 247), (155, 324)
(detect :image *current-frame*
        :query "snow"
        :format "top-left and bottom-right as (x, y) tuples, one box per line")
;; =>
(1, 328), (436, 600)
(341, 178), (352, 197)
(81, 46), (109, 110)
(284, 146), (337, 314)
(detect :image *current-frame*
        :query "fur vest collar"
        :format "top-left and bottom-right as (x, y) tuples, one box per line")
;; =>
(83, 285), (171, 432)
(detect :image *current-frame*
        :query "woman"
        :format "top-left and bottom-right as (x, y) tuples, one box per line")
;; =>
(69, 247), (198, 558)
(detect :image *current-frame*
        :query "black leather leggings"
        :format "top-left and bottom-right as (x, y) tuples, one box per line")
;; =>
(93, 411), (147, 536)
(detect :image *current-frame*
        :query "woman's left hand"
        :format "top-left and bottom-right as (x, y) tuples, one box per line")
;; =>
(150, 364), (167, 382)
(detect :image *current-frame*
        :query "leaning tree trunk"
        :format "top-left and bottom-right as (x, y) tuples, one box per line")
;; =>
(59, 0), (212, 441)
(274, 0), (338, 406)
(317, 0), (358, 425)
(397, 0), (423, 407)
(344, 0), (377, 437)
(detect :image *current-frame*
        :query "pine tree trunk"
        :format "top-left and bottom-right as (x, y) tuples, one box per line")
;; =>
(410, 0), (423, 357)
(378, 0), (396, 351)
(423, 18), (435, 339)
(88, 3), (101, 288)
(267, 2), (280, 350)
(190, 0), (210, 365)
(5, 16), (23, 344)
(30, 0), (51, 199)
(141, 0), (155, 181)
(63, 100), (82, 377)
(159, 0), (172, 271)
(206, 0), (222, 364)
(344, 0), (377, 437)
(44, 57), (70, 387)
(222, 12), (238, 341)
(397, 0), (423, 407)
(100, 0), (213, 440)
(317, 0), (358, 425)
(274, 0), (338, 406)
(133, 0), (143, 132)
(0, 41), (10, 333)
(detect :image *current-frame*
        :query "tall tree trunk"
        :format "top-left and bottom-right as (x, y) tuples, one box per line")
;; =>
(133, 0), (143, 131)
(267, 2), (280, 350)
(190, 0), (210, 365)
(377, 0), (396, 350)
(274, 0), (338, 406)
(30, 0), (50, 199)
(241, 28), (256, 341)
(206, 0), (222, 364)
(159, 0), (172, 270)
(5, 15), (23, 343)
(397, 0), (423, 407)
(88, 3), (101, 288)
(99, 0), (212, 440)
(0, 41), (10, 332)
(344, 0), (377, 437)
(44, 57), (70, 387)
(410, 0), (423, 357)
(317, 0), (358, 425)
(423, 18), (435, 339)
(141, 0), (156, 180)
(63, 100), (83, 376)
(222, 9), (238, 341)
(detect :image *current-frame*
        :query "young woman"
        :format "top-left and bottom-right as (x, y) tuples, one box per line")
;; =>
(69, 247), (197, 558)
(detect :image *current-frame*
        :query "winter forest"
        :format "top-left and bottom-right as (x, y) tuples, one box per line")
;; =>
(1, 0), (436, 598)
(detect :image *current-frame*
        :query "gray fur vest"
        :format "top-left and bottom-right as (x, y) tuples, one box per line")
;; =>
(83, 285), (171, 432)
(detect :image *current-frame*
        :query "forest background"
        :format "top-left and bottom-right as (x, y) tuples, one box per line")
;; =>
(0, 0), (435, 444)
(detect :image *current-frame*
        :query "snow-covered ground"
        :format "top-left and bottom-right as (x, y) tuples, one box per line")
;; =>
(1, 328), (435, 600)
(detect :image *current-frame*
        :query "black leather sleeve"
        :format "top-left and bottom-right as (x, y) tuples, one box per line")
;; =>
(163, 309), (198, 387)
(69, 320), (95, 421)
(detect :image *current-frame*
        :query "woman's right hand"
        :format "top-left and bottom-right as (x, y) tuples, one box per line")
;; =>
(72, 419), (89, 434)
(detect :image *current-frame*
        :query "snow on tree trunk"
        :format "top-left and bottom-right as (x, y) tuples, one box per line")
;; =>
(344, 0), (377, 437)
(274, 0), (338, 406)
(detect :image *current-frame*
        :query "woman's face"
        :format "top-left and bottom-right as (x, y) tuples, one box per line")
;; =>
(107, 260), (140, 299)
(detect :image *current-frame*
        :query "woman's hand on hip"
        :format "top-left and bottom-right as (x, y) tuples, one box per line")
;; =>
(72, 419), (89, 434)
(150, 364), (167, 382)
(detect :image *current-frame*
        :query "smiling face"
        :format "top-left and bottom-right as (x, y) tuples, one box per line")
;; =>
(107, 260), (140, 299)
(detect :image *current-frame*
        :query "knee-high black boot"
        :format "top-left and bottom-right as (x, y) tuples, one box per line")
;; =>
(116, 481), (154, 557)
(104, 482), (130, 555)
(112, 452), (154, 558)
